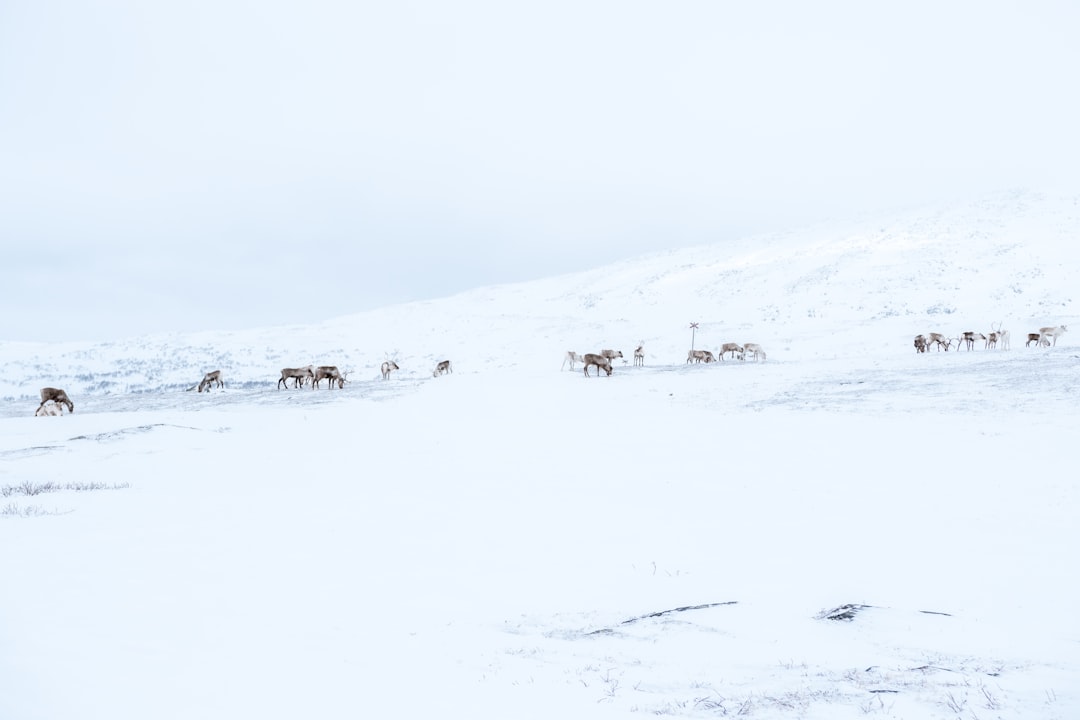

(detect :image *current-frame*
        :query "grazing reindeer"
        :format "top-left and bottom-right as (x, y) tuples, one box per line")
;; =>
(380, 360), (400, 380)
(38, 387), (74, 414)
(1039, 325), (1068, 347)
(959, 332), (986, 351)
(633, 344), (645, 367)
(313, 366), (347, 389)
(562, 351), (585, 371)
(927, 333), (952, 351)
(986, 322), (1009, 351)
(719, 343), (744, 361)
(35, 402), (65, 416)
(197, 371), (224, 392)
(914, 334), (928, 353)
(278, 365), (314, 390)
(433, 360), (452, 377)
(582, 353), (612, 377)
(686, 349), (713, 364)
(1026, 332), (1049, 347)
(743, 343), (767, 361)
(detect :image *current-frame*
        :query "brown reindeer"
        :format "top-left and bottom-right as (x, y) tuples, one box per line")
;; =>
(381, 360), (400, 380)
(197, 370), (224, 392)
(582, 353), (612, 377)
(313, 366), (347, 389)
(38, 387), (74, 414)
(433, 360), (452, 377)
(1025, 333), (1050, 348)
(959, 331), (986, 351)
(914, 334), (928, 353)
(278, 365), (314, 389)
(686, 349), (714, 364)
(986, 322), (1009, 350)
(561, 351), (585, 371)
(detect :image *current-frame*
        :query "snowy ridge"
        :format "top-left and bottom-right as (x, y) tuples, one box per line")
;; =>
(2, 189), (1078, 402)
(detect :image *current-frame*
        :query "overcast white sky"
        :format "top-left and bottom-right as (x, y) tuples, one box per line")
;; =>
(3, 1), (1078, 342)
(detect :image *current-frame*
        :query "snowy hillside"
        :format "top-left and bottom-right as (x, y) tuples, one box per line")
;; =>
(1, 188), (1077, 402)
(2, 189), (1078, 720)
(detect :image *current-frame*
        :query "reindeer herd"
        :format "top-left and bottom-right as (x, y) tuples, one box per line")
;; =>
(914, 324), (1066, 353)
(24, 321), (1071, 416)
(563, 340), (769, 377)
(29, 357), (456, 417)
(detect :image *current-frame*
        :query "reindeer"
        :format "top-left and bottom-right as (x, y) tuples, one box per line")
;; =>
(743, 343), (767, 361)
(986, 322), (1009, 350)
(35, 403), (64, 416)
(959, 331), (986, 351)
(633, 344), (645, 367)
(433, 360), (452, 377)
(197, 371), (224, 392)
(380, 360), (400, 380)
(719, 343), (744, 361)
(561, 351), (585, 371)
(1026, 332), (1050, 348)
(37, 387), (74, 414)
(582, 353), (612, 377)
(1039, 325), (1068, 347)
(601, 349), (623, 364)
(686, 349), (713, 364)
(312, 366), (347, 389)
(913, 335), (927, 353)
(278, 365), (314, 389)
(927, 333), (952, 351)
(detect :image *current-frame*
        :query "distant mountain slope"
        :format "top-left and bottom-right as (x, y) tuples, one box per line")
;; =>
(2, 189), (1076, 399)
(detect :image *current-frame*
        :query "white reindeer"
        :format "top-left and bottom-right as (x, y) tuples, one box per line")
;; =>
(562, 351), (585, 371)
(34, 402), (65, 416)
(743, 343), (767, 361)
(927, 333), (952, 351)
(718, 343), (744, 361)
(1039, 325), (1068, 347)
(686, 349), (713, 364)
(633, 344), (645, 367)
(380, 360), (400, 380)
(986, 322), (1010, 350)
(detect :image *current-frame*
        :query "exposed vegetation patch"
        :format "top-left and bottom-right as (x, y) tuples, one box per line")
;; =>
(1, 502), (70, 517)
(585, 601), (739, 636)
(816, 603), (874, 621)
(2, 480), (131, 498)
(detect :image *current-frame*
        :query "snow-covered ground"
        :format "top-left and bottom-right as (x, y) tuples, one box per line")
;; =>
(2, 189), (1078, 719)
